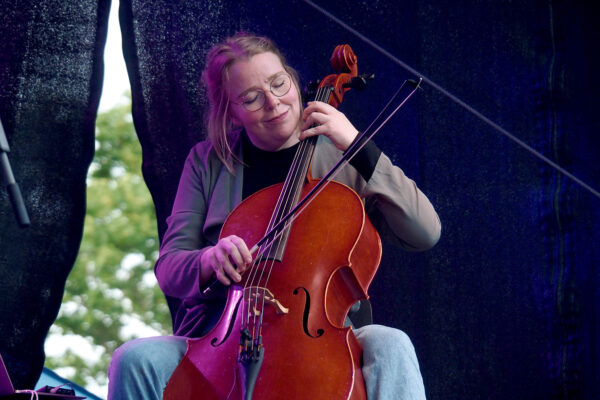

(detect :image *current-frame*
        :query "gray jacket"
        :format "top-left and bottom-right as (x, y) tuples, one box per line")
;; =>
(155, 133), (441, 336)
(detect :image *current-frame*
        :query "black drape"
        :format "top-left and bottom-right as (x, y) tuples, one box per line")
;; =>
(119, 1), (600, 398)
(0, 0), (110, 389)
(1, 1), (598, 398)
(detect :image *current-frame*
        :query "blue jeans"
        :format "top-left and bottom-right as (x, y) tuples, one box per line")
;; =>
(107, 325), (426, 400)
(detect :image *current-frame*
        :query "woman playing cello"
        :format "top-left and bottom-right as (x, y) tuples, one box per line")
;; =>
(107, 32), (441, 400)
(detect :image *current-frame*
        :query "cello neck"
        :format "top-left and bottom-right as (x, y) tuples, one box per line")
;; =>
(261, 86), (335, 261)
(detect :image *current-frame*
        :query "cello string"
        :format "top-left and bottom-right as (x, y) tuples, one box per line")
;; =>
(301, 0), (600, 200)
(226, 82), (417, 319)
(242, 140), (309, 335)
(244, 106), (320, 344)
(254, 133), (311, 329)
(241, 209), (269, 332)
(237, 93), (311, 349)
(244, 86), (332, 344)
(254, 132), (316, 333)
(258, 88), (328, 294)
(235, 77), (407, 343)
(255, 86), (327, 295)
(247, 81), (420, 286)
(257, 90), (340, 343)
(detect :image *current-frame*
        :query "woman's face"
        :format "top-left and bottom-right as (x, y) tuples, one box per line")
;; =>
(226, 52), (301, 151)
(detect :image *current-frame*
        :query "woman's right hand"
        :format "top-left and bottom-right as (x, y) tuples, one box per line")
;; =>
(200, 235), (253, 285)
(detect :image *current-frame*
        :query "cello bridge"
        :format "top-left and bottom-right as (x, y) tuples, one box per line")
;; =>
(243, 286), (289, 316)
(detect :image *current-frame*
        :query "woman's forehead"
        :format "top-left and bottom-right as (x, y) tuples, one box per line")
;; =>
(227, 52), (286, 93)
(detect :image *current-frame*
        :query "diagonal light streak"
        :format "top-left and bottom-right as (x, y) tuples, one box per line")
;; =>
(301, 0), (600, 200)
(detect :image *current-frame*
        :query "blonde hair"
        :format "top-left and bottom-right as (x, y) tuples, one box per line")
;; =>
(201, 32), (301, 173)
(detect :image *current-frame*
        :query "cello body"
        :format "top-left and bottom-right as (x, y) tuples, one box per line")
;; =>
(163, 43), (383, 399)
(163, 179), (381, 399)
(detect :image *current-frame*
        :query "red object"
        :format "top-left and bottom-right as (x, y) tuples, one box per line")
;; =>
(164, 45), (381, 400)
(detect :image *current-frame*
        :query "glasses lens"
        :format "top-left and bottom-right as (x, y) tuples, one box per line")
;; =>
(239, 74), (292, 111)
(243, 92), (265, 112)
(270, 74), (291, 97)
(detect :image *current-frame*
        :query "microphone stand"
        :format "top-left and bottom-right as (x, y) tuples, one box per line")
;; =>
(0, 117), (30, 227)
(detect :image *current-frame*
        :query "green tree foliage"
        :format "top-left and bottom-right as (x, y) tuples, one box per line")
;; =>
(44, 95), (171, 393)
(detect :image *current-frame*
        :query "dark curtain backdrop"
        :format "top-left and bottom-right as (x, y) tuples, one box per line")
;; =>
(1, 0), (598, 399)
(0, 0), (110, 389)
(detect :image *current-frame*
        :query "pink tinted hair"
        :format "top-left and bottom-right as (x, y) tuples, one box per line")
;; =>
(201, 32), (301, 172)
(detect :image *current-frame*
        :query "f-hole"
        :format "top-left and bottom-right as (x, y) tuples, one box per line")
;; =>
(211, 296), (242, 347)
(294, 287), (324, 338)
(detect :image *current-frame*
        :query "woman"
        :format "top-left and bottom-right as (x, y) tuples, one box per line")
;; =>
(108, 33), (441, 400)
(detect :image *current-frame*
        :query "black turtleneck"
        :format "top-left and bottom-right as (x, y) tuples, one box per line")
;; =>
(241, 132), (382, 200)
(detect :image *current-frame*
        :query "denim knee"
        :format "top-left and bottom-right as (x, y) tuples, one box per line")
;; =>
(355, 324), (416, 361)
(108, 336), (187, 400)
(354, 325), (425, 400)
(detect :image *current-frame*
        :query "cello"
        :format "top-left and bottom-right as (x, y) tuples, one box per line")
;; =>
(163, 44), (381, 400)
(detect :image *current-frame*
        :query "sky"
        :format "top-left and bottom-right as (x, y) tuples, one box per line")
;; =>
(98, 2), (130, 112)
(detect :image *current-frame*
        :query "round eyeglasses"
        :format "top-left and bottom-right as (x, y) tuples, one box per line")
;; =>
(232, 73), (292, 112)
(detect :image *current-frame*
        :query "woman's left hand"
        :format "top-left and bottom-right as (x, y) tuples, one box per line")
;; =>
(300, 101), (358, 151)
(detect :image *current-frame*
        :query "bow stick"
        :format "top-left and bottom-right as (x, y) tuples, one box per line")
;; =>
(302, 0), (600, 200)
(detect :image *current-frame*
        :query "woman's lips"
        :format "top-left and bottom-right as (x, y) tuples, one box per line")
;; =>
(265, 109), (288, 123)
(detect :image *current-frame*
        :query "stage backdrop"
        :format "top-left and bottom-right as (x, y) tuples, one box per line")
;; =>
(1, 0), (599, 398)
(0, 0), (109, 389)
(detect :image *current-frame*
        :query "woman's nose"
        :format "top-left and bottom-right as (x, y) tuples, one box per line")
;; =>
(263, 91), (280, 110)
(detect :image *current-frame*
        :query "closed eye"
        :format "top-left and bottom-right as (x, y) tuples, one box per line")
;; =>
(272, 78), (286, 88)
(241, 92), (260, 105)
